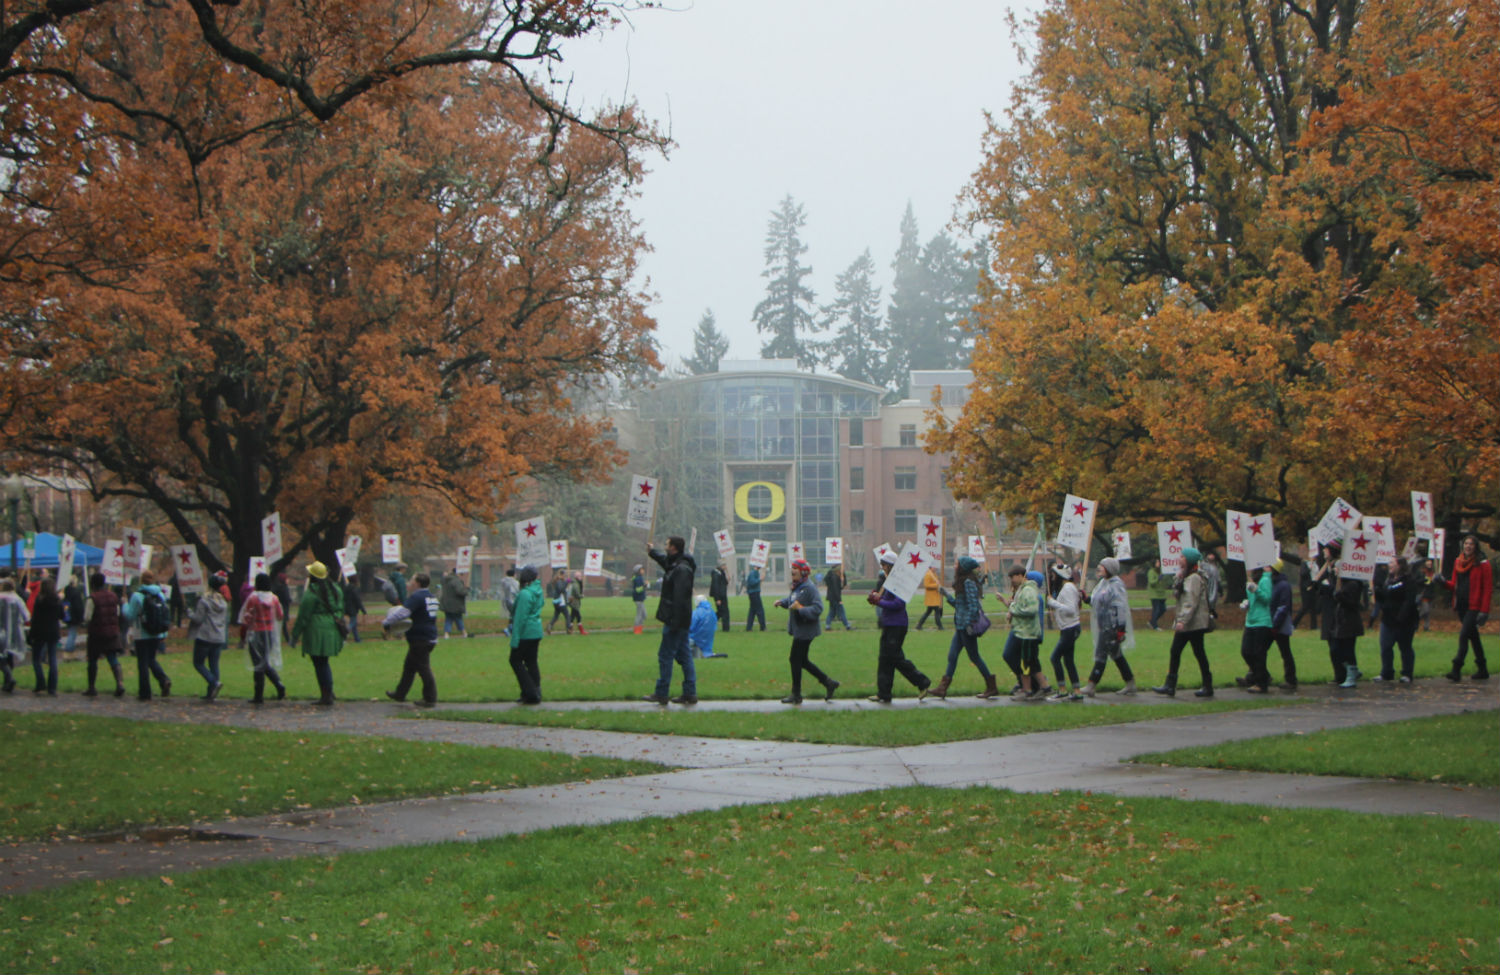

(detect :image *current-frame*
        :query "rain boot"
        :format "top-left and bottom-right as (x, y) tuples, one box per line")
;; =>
(976, 674), (999, 699)
(252, 672), (266, 704)
(84, 661), (99, 697)
(922, 675), (951, 701)
(111, 661), (126, 697)
(1152, 675), (1177, 697)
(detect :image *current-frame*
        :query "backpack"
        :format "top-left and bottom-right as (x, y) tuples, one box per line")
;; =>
(140, 589), (171, 634)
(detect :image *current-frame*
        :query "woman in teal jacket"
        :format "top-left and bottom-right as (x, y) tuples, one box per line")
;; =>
(1239, 566), (1274, 692)
(508, 566), (546, 704)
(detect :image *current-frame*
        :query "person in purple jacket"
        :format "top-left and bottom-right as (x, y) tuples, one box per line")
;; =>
(866, 553), (931, 703)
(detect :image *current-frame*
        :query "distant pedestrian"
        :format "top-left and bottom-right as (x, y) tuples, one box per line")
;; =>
(710, 562), (731, 632)
(1374, 556), (1420, 683)
(343, 577), (366, 643)
(1045, 563), (1083, 701)
(238, 572), (287, 704)
(62, 575), (84, 656)
(499, 566), (520, 636)
(824, 563), (853, 631)
(386, 571), (440, 707)
(1237, 565), (1274, 692)
(567, 571), (586, 635)
(914, 567), (944, 630)
(928, 556), (995, 699)
(28, 577), (63, 695)
(123, 569), (173, 701)
(1316, 541), (1365, 688)
(508, 566), (545, 703)
(866, 554), (931, 703)
(81, 572), (125, 697)
(1152, 548), (1212, 698)
(1437, 534), (1490, 681)
(1268, 559), (1298, 689)
(1000, 567), (1049, 700)
(290, 561), (346, 706)
(1146, 559), (1171, 630)
(0, 578), (29, 694)
(439, 568), (470, 638)
(777, 559), (836, 703)
(643, 537), (697, 705)
(1081, 557), (1137, 697)
(188, 571), (231, 701)
(629, 564), (648, 634)
(744, 564), (765, 631)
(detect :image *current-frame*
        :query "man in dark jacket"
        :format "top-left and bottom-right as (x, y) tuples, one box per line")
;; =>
(709, 562), (730, 632)
(644, 537), (697, 705)
(386, 571), (440, 707)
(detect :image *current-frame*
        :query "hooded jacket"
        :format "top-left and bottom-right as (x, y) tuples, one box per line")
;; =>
(650, 547), (697, 629)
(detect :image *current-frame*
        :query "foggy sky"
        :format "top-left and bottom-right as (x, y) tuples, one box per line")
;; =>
(554, 0), (1038, 372)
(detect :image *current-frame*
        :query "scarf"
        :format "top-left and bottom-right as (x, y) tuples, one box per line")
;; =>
(1454, 552), (1476, 574)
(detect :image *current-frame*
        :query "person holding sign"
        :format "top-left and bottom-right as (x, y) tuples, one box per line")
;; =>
(824, 564), (853, 631)
(927, 556), (996, 700)
(744, 564), (766, 631)
(1237, 566), (1274, 693)
(776, 559), (838, 704)
(709, 562), (731, 632)
(1045, 564), (1084, 701)
(508, 566), (546, 704)
(1152, 548), (1214, 698)
(866, 552), (932, 703)
(1374, 557), (1420, 684)
(1436, 535), (1491, 681)
(1316, 541), (1366, 688)
(1081, 557), (1138, 697)
(81, 572), (126, 698)
(643, 537), (698, 705)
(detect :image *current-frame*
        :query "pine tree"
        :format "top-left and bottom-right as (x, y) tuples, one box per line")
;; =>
(819, 250), (887, 385)
(884, 202), (924, 395)
(683, 309), (730, 374)
(752, 195), (820, 369)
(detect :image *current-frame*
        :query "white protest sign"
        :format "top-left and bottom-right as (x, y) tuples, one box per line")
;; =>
(1336, 528), (1379, 581)
(714, 527), (736, 559)
(121, 526), (142, 572)
(248, 556), (267, 582)
(1430, 528), (1446, 568)
(968, 535), (987, 560)
(456, 545), (474, 575)
(1401, 535), (1418, 560)
(1225, 510), (1249, 563)
(57, 534), (77, 584)
(917, 514), (945, 564)
(1411, 491), (1434, 539)
(1312, 497), (1362, 548)
(748, 538), (770, 570)
(345, 534), (363, 564)
(788, 541), (804, 563)
(169, 544), (206, 595)
(381, 534), (402, 564)
(1111, 531), (1132, 560)
(21, 532), (34, 561)
(104, 539), (126, 586)
(336, 547), (355, 579)
(1242, 514), (1278, 571)
(1156, 521), (1193, 574)
(1361, 516), (1397, 564)
(882, 542), (932, 604)
(549, 539), (570, 569)
(514, 517), (549, 568)
(138, 544), (153, 574)
(824, 537), (843, 565)
(583, 548), (604, 576)
(1057, 495), (1095, 552)
(873, 542), (896, 571)
(261, 512), (283, 565)
(624, 474), (659, 530)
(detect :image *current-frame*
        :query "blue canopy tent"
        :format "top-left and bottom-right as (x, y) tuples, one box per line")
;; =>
(3, 532), (106, 570)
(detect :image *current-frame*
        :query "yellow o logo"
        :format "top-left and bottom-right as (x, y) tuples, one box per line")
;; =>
(734, 481), (785, 524)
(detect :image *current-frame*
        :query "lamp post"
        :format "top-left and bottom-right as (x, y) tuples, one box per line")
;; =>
(2, 475), (24, 574)
(468, 534), (479, 586)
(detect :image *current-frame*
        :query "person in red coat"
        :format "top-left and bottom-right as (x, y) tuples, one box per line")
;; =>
(1438, 534), (1492, 681)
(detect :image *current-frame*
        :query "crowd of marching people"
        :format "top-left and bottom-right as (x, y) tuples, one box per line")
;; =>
(0, 533), (1490, 710)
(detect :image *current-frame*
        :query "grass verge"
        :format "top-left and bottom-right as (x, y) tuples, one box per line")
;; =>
(431, 698), (1290, 748)
(1134, 709), (1500, 788)
(0, 712), (666, 843)
(3, 786), (1495, 973)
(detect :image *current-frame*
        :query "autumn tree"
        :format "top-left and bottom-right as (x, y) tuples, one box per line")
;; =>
(752, 194), (821, 369)
(820, 250), (886, 386)
(683, 309), (730, 375)
(932, 0), (1495, 547)
(0, 13), (661, 585)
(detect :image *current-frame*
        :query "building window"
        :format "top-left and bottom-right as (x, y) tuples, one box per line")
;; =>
(899, 423), (917, 447)
(849, 466), (864, 491)
(894, 509), (917, 534)
(849, 509), (865, 533)
(894, 466), (917, 491)
(848, 417), (864, 447)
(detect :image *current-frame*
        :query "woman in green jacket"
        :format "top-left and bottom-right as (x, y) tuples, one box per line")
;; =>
(1238, 565), (1275, 692)
(509, 566), (546, 704)
(290, 561), (346, 706)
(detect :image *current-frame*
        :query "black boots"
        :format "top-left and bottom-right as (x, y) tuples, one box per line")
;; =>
(1152, 676), (1177, 697)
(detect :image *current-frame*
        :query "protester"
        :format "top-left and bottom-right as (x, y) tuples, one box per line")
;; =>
(291, 561), (346, 706)
(62, 574), (84, 656)
(188, 571), (231, 701)
(689, 596), (727, 658)
(824, 563), (853, 631)
(630, 564), (648, 634)
(1375, 556), (1420, 683)
(915, 567), (945, 630)
(1292, 548), (1323, 631)
(1045, 563), (1083, 701)
(81, 572), (125, 697)
(386, 571), (440, 707)
(643, 536), (697, 705)
(28, 577), (63, 695)
(1146, 558), (1172, 629)
(1001, 567), (1050, 700)
(389, 562), (409, 604)
(1315, 541), (1365, 688)
(710, 561), (731, 631)
(271, 570), (293, 641)
(0, 578), (29, 693)
(1152, 548), (1212, 698)
(1081, 557), (1137, 697)
(744, 563), (766, 631)
(926, 555), (995, 700)
(1200, 551), (1223, 622)
(1268, 559), (1298, 689)
(123, 569), (173, 701)
(777, 559), (836, 703)
(508, 565), (545, 703)
(866, 554), (931, 703)
(545, 569), (571, 635)
(439, 567), (470, 638)
(343, 575), (366, 643)
(568, 571), (587, 635)
(1237, 565), (1274, 693)
(1436, 535), (1491, 681)
(499, 566), (520, 637)
(238, 572), (287, 704)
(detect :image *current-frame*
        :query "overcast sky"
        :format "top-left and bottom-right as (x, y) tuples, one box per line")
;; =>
(554, 0), (1038, 371)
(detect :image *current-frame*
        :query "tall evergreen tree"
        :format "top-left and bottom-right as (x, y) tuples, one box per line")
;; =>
(820, 250), (886, 385)
(914, 231), (978, 369)
(752, 194), (820, 369)
(884, 202), (924, 394)
(683, 308), (730, 374)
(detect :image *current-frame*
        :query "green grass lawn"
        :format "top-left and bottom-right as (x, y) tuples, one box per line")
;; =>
(1134, 710), (1500, 788)
(5, 786), (1494, 974)
(433, 698), (1289, 747)
(40, 595), (1467, 703)
(0, 712), (666, 843)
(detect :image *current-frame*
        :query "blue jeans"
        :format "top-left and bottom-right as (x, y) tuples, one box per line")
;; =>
(1149, 599), (1167, 628)
(944, 627), (991, 680)
(192, 639), (224, 688)
(745, 593), (765, 630)
(655, 626), (696, 699)
(134, 637), (170, 699)
(1050, 624), (1081, 686)
(1379, 620), (1415, 680)
(347, 614), (362, 643)
(443, 613), (466, 636)
(64, 625), (79, 654)
(30, 638), (58, 692)
(825, 601), (851, 630)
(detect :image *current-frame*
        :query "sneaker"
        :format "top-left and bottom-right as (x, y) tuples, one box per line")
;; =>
(1067, 690), (1084, 701)
(208, 682), (222, 702)
(1046, 690), (1070, 701)
(1372, 675), (1390, 683)
(867, 695), (892, 704)
(1081, 685), (1096, 698)
(1398, 675), (1413, 684)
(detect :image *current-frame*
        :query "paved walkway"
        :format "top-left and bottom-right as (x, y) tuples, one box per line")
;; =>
(2, 679), (1496, 893)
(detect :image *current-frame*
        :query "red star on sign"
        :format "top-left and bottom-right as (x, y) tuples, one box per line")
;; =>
(1248, 520), (1265, 536)
(636, 480), (653, 497)
(1353, 534), (1370, 551)
(126, 532), (137, 545)
(717, 532), (727, 541)
(1417, 497), (1428, 510)
(178, 550), (193, 564)
(1371, 522), (1386, 535)
(1072, 501), (1089, 517)
(1232, 516), (1241, 530)
(908, 553), (925, 567)
(112, 545), (124, 557)
(1165, 526), (1184, 543)
(523, 522), (538, 536)
(830, 540), (840, 549)
(923, 520), (940, 536)
(553, 542), (564, 552)
(1336, 506), (1354, 522)
(756, 543), (766, 552)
